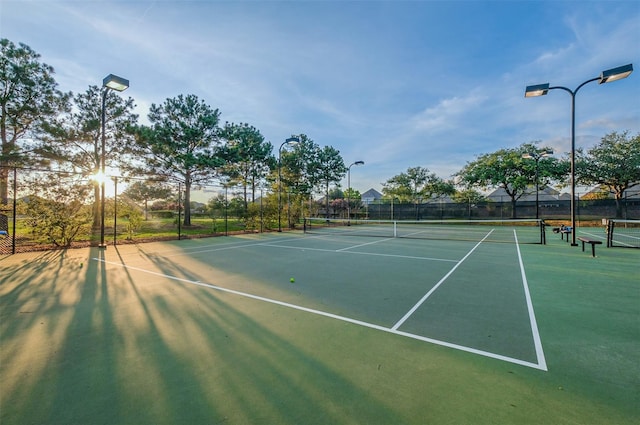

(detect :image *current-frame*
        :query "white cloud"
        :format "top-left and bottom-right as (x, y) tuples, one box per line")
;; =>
(2, 0), (638, 194)
(411, 92), (488, 133)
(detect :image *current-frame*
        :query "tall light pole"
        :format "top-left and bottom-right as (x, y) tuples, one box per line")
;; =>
(525, 63), (633, 246)
(347, 160), (364, 223)
(99, 74), (129, 249)
(278, 136), (300, 232)
(522, 149), (553, 220)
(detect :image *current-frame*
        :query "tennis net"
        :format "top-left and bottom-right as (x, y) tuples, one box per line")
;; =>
(606, 219), (640, 248)
(303, 218), (546, 244)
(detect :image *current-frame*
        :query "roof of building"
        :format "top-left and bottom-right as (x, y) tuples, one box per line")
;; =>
(361, 188), (383, 199)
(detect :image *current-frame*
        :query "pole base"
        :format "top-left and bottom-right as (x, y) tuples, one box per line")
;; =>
(571, 243), (579, 247)
(98, 244), (108, 249)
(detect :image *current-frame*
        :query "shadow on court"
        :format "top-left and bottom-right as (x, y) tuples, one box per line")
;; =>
(1, 247), (406, 424)
(1, 232), (638, 425)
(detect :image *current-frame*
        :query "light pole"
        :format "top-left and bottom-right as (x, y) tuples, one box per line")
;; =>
(113, 176), (118, 245)
(278, 136), (300, 232)
(522, 149), (553, 220)
(347, 160), (364, 223)
(525, 63), (632, 246)
(99, 74), (129, 249)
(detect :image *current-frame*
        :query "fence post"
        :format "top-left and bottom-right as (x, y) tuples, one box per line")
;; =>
(177, 182), (182, 240)
(11, 167), (17, 254)
(225, 186), (228, 236)
(113, 176), (117, 246)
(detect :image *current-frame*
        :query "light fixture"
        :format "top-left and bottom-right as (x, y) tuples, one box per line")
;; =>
(347, 160), (364, 224)
(599, 63), (633, 84)
(103, 74), (130, 92)
(99, 74), (129, 249)
(524, 83), (550, 97)
(525, 64), (632, 246)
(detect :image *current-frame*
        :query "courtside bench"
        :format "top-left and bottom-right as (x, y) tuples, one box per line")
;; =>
(552, 226), (572, 242)
(577, 236), (602, 257)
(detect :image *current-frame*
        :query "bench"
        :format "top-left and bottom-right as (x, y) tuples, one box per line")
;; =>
(577, 237), (602, 257)
(553, 226), (572, 242)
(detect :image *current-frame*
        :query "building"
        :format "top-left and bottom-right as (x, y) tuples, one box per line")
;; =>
(360, 188), (382, 205)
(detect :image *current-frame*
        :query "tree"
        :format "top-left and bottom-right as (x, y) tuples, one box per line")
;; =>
(122, 179), (173, 220)
(279, 134), (318, 221)
(23, 173), (93, 247)
(576, 131), (640, 217)
(39, 85), (138, 227)
(119, 200), (144, 240)
(219, 122), (274, 212)
(383, 166), (455, 218)
(451, 188), (486, 204)
(519, 143), (567, 199)
(456, 143), (560, 218)
(313, 145), (347, 217)
(279, 134), (316, 198)
(343, 188), (363, 218)
(135, 94), (222, 226)
(0, 38), (70, 204)
(452, 188), (487, 219)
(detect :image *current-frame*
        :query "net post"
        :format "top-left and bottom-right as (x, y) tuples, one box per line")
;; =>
(393, 220), (397, 237)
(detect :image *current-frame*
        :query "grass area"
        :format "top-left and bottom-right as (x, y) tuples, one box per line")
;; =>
(2, 216), (260, 252)
(128, 216), (251, 237)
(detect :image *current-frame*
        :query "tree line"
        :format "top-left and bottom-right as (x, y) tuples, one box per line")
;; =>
(1, 39), (349, 229)
(2, 38), (639, 246)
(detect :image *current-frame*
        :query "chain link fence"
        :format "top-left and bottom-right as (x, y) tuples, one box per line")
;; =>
(1, 166), (638, 254)
(0, 166), (307, 254)
(357, 196), (639, 222)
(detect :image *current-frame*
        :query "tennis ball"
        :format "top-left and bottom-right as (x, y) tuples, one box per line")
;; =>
(290, 277), (295, 283)
(80, 262), (83, 268)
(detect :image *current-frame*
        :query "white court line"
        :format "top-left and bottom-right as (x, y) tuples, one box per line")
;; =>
(335, 228), (432, 251)
(336, 237), (395, 252)
(144, 235), (313, 259)
(261, 243), (458, 263)
(579, 229), (607, 241)
(513, 230), (548, 371)
(610, 238), (639, 248)
(391, 230), (494, 331)
(147, 230), (465, 263)
(93, 256), (546, 370)
(138, 237), (268, 256)
(141, 233), (458, 263)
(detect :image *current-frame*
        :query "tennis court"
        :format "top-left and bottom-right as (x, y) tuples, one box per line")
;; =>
(1, 222), (638, 424)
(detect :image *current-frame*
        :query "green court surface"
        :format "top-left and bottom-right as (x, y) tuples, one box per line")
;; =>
(1, 228), (638, 424)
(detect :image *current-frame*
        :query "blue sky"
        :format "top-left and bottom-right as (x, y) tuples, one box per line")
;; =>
(2, 0), (639, 195)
